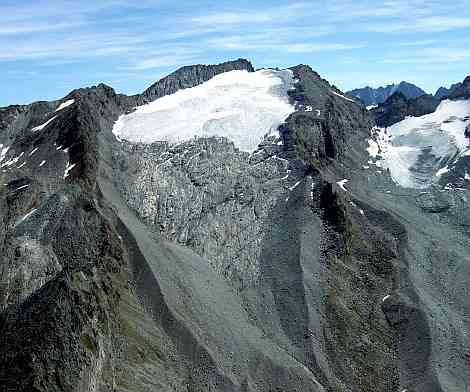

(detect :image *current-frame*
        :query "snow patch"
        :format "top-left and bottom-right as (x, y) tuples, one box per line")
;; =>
(289, 180), (302, 191)
(113, 69), (295, 152)
(435, 166), (449, 177)
(366, 139), (380, 158)
(280, 170), (291, 180)
(331, 90), (356, 103)
(63, 162), (76, 179)
(55, 99), (75, 112)
(382, 295), (391, 302)
(367, 99), (470, 188)
(337, 179), (349, 191)
(31, 116), (57, 132)
(1, 152), (24, 168)
(366, 105), (378, 110)
(15, 184), (29, 191)
(20, 208), (37, 223)
(39, 160), (46, 167)
(29, 147), (39, 156)
(0, 144), (9, 163)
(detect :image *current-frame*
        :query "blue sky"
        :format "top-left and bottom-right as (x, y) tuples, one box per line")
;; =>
(1, 0), (470, 106)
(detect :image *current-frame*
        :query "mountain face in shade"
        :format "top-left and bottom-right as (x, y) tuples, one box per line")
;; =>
(348, 81), (427, 106)
(370, 91), (440, 127)
(448, 75), (470, 100)
(435, 82), (462, 99)
(1, 59), (470, 392)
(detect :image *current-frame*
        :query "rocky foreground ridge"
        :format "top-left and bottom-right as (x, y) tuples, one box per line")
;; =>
(1, 59), (470, 392)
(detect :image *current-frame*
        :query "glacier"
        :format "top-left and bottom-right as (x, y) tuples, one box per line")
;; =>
(368, 99), (470, 188)
(112, 69), (295, 152)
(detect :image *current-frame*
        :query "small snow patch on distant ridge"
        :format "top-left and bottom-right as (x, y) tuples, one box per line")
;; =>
(55, 99), (75, 112)
(20, 208), (37, 223)
(331, 90), (356, 103)
(337, 179), (349, 191)
(63, 162), (76, 179)
(289, 180), (302, 191)
(0, 144), (9, 163)
(435, 166), (449, 177)
(112, 69), (295, 152)
(32, 116), (57, 132)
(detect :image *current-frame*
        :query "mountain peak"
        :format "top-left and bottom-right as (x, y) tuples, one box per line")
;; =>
(347, 81), (426, 106)
(142, 58), (254, 103)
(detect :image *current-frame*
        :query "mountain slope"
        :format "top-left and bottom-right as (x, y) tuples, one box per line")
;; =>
(435, 83), (462, 100)
(348, 81), (427, 107)
(370, 91), (440, 127)
(1, 59), (470, 392)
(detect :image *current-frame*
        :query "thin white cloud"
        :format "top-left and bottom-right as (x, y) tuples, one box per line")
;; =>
(191, 11), (274, 26)
(382, 48), (470, 64)
(124, 54), (201, 71)
(286, 43), (364, 53)
(398, 39), (436, 47)
(366, 16), (470, 33)
(0, 21), (81, 35)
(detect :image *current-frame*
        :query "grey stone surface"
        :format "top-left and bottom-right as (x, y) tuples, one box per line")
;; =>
(1, 58), (470, 392)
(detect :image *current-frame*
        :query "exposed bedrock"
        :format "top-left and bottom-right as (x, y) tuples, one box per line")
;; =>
(0, 59), (469, 391)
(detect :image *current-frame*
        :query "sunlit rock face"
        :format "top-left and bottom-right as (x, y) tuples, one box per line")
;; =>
(1, 59), (470, 392)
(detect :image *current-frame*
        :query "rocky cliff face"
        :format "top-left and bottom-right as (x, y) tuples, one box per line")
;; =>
(435, 83), (462, 100)
(1, 59), (470, 392)
(449, 76), (470, 100)
(370, 91), (440, 127)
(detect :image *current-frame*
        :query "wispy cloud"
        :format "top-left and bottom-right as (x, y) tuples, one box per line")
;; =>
(1, 0), (469, 105)
(191, 11), (275, 26)
(122, 49), (203, 71)
(366, 16), (470, 33)
(285, 43), (364, 53)
(383, 47), (470, 64)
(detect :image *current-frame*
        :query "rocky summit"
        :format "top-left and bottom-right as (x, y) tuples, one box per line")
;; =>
(347, 81), (427, 107)
(1, 58), (470, 392)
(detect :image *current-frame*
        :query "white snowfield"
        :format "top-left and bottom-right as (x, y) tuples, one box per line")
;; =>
(113, 69), (295, 152)
(368, 99), (470, 188)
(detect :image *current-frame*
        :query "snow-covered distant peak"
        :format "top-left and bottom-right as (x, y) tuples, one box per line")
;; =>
(367, 99), (470, 188)
(112, 69), (295, 152)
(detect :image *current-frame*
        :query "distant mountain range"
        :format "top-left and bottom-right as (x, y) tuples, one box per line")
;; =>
(435, 83), (462, 99)
(347, 81), (427, 106)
